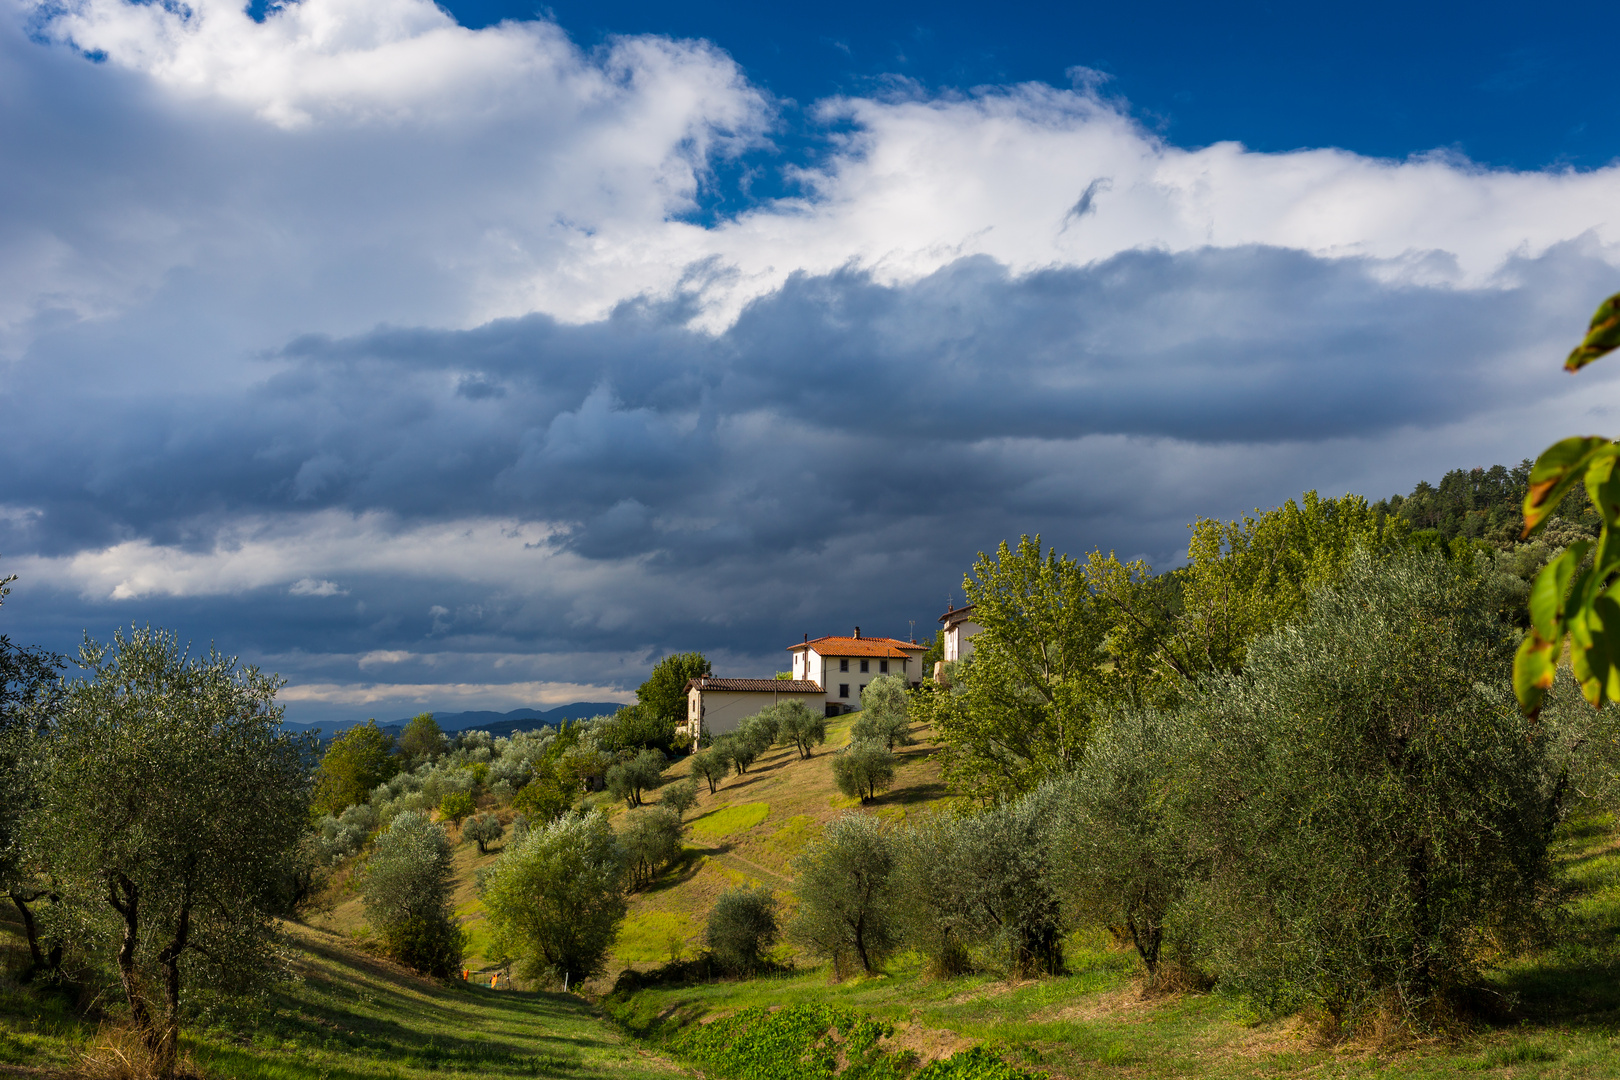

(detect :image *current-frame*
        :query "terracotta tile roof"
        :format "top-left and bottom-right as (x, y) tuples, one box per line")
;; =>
(939, 604), (977, 627)
(788, 636), (916, 659)
(686, 677), (824, 694)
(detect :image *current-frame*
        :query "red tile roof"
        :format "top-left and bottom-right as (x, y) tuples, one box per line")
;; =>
(787, 636), (919, 659)
(939, 605), (977, 627)
(686, 677), (824, 694)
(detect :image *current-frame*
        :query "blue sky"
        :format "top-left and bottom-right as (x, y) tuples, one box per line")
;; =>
(1, 0), (1618, 722)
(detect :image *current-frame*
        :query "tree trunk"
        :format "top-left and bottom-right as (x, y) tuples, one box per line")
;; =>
(107, 874), (157, 1048)
(8, 889), (44, 974)
(154, 898), (192, 1080)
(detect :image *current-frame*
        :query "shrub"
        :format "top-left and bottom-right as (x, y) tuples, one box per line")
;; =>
(361, 811), (464, 975)
(481, 811), (627, 985)
(831, 739), (894, 804)
(789, 813), (898, 976)
(706, 885), (779, 975)
(464, 812), (505, 855)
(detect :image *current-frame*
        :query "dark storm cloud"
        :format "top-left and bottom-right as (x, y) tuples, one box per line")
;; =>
(1, 239), (1610, 719)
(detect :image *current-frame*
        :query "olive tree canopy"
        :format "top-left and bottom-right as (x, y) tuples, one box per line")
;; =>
(43, 626), (309, 1078)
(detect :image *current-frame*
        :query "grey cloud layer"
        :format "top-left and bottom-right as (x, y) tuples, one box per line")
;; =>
(2, 242), (1611, 719)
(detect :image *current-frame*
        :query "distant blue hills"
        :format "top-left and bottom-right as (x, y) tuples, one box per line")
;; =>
(283, 702), (626, 740)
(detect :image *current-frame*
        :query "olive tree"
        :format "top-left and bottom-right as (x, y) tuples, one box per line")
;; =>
(42, 627), (309, 1077)
(706, 885), (779, 975)
(689, 749), (729, 794)
(789, 813), (899, 976)
(361, 811), (463, 975)
(831, 739), (895, 804)
(660, 778), (699, 819)
(606, 748), (666, 809)
(1050, 705), (1205, 981)
(481, 811), (627, 985)
(853, 675), (913, 749)
(1185, 552), (1562, 1023)
(771, 701), (827, 759)
(464, 812), (505, 855)
(621, 807), (683, 890)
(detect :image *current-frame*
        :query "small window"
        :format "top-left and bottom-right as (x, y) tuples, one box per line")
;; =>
(840, 659), (849, 672)
(879, 660), (888, 673)
(839, 684), (849, 698)
(859, 684), (866, 699)
(860, 659), (869, 673)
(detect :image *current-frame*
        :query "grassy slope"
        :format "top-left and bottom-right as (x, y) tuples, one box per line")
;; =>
(609, 812), (1620, 1080)
(605, 713), (952, 976)
(0, 917), (690, 1079)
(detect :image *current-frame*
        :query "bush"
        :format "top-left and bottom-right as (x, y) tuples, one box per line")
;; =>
(622, 806), (683, 890)
(831, 739), (895, 804)
(361, 811), (464, 975)
(706, 885), (779, 975)
(1181, 551), (1561, 1023)
(789, 813), (899, 976)
(464, 812), (505, 855)
(481, 811), (627, 985)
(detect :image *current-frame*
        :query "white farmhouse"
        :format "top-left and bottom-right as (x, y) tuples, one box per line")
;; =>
(786, 627), (927, 714)
(681, 676), (824, 747)
(681, 626), (928, 748)
(936, 604), (982, 680)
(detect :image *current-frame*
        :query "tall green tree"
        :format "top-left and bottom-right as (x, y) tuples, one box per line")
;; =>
(635, 652), (711, 732)
(312, 720), (398, 815)
(916, 536), (1112, 801)
(399, 712), (447, 762)
(1087, 490), (1396, 703)
(43, 627), (309, 1077)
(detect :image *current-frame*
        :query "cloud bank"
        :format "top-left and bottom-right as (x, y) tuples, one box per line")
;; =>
(3, 0), (1619, 720)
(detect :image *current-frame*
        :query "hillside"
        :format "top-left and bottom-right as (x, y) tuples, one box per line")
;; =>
(305, 709), (953, 980)
(0, 916), (687, 1080)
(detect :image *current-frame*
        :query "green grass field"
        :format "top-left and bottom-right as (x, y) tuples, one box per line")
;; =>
(606, 810), (1620, 1079)
(0, 921), (689, 1079)
(8, 719), (1620, 1079)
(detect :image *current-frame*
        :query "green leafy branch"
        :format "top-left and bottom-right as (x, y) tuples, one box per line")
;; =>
(1514, 292), (1620, 714)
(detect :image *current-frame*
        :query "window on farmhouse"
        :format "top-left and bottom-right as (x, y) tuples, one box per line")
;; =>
(840, 659), (849, 672)
(879, 660), (888, 673)
(839, 684), (849, 698)
(860, 659), (869, 673)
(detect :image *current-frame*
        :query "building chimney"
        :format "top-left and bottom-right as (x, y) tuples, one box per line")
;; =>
(854, 626), (861, 638)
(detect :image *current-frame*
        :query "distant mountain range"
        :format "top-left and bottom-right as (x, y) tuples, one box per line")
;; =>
(283, 702), (626, 740)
